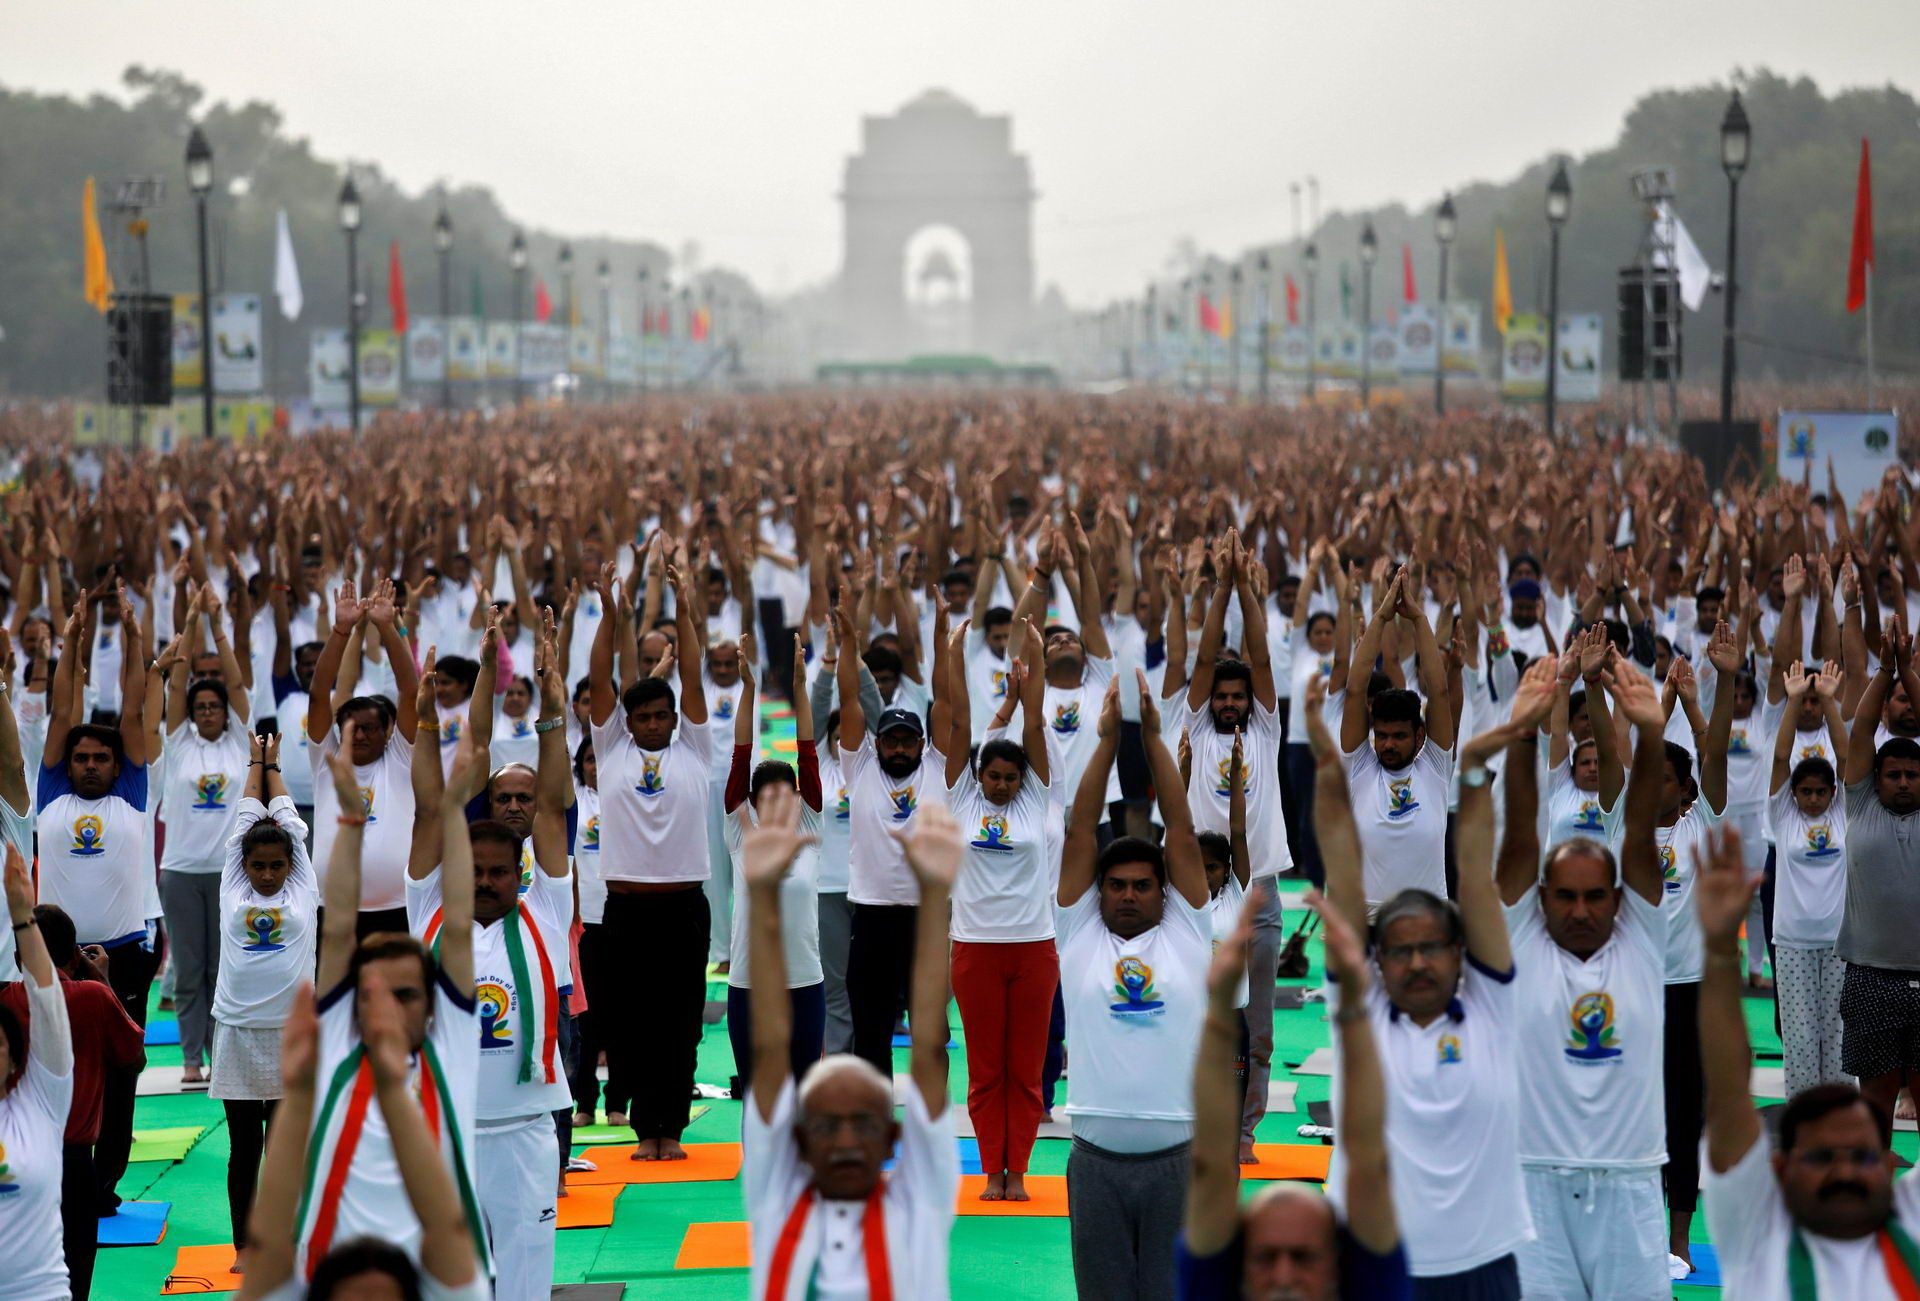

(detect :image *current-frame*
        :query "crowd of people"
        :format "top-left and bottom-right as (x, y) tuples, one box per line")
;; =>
(0, 394), (1916, 1300)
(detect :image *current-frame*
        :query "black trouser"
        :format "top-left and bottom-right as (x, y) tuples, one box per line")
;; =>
(1762, 846), (1781, 1035)
(553, 1004), (578, 1177)
(848, 903), (919, 1078)
(222, 1098), (278, 1250)
(61, 1142), (98, 1300)
(97, 937), (161, 1213)
(1663, 981), (1703, 1217)
(759, 597), (795, 698)
(1282, 746), (1324, 889)
(570, 923), (629, 1119)
(602, 887), (709, 1141)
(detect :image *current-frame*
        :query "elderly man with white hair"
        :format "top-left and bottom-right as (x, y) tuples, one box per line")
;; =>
(737, 785), (961, 1301)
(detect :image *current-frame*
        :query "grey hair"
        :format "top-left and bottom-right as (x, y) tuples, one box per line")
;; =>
(1369, 888), (1463, 950)
(797, 1053), (892, 1113)
(1540, 836), (1621, 888)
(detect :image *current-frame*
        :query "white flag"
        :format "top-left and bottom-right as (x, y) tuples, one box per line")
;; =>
(273, 209), (303, 321)
(1653, 201), (1712, 313)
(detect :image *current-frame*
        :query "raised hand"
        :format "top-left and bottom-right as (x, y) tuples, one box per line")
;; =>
(332, 580), (361, 636)
(364, 578), (397, 628)
(1668, 654), (1699, 705)
(1206, 893), (1256, 1014)
(1782, 554), (1807, 600)
(1097, 675), (1122, 740)
(1578, 624), (1609, 680)
(1508, 654), (1560, 729)
(1782, 660), (1810, 700)
(1695, 824), (1760, 944)
(536, 615), (566, 714)
(279, 983), (318, 1091)
(893, 804), (963, 889)
(1607, 657), (1666, 731)
(1135, 666), (1161, 735)
(741, 783), (817, 890)
(415, 647), (440, 721)
(358, 967), (412, 1089)
(1705, 620), (1741, 676)
(329, 720), (364, 814)
(1814, 659), (1843, 700)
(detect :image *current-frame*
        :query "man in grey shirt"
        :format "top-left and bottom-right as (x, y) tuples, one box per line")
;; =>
(1838, 636), (1920, 1121)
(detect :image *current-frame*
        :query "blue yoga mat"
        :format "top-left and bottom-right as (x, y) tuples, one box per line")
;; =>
(883, 1137), (981, 1175)
(1676, 1244), (1722, 1288)
(144, 1020), (180, 1046)
(98, 1200), (170, 1246)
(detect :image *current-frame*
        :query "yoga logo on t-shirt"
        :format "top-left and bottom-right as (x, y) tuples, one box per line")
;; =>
(0, 1139), (19, 1195)
(519, 845), (535, 894)
(990, 669), (1008, 700)
(441, 717), (462, 749)
(715, 696), (734, 722)
(970, 813), (1015, 852)
(241, 907), (286, 952)
(1437, 1033), (1463, 1065)
(476, 980), (515, 1049)
(1573, 800), (1603, 832)
(1804, 824), (1841, 859)
(635, 754), (666, 798)
(70, 815), (106, 856)
(358, 786), (378, 824)
(1051, 702), (1081, 736)
(1659, 845), (1678, 893)
(1386, 777), (1419, 819)
(580, 816), (600, 852)
(1729, 727), (1752, 755)
(833, 786), (850, 821)
(1564, 991), (1623, 1064)
(1110, 956), (1165, 1016)
(510, 717), (533, 739)
(193, 773), (230, 810)
(889, 785), (917, 821)
(1213, 755), (1252, 799)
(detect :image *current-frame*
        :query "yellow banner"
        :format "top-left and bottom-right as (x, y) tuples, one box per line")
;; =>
(172, 293), (205, 390)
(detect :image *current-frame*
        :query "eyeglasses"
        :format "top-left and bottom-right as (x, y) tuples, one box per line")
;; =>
(799, 1113), (889, 1141)
(1377, 941), (1456, 964)
(1791, 1146), (1885, 1170)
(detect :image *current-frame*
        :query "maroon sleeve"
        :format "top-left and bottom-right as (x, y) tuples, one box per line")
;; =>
(724, 742), (752, 813)
(89, 983), (149, 1071)
(797, 739), (822, 812)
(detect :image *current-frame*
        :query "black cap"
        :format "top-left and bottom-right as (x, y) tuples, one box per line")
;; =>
(875, 708), (924, 740)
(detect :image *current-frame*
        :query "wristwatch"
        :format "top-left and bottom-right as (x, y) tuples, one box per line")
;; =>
(1461, 766), (1491, 789)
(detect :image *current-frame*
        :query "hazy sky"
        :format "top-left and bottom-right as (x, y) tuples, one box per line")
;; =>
(7, 0), (1914, 303)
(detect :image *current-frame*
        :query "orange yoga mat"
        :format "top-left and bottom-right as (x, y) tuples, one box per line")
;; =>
(1244, 1144), (1333, 1181)
(676, 1220), (752, 1269)
(955, 1174), (1069, 1216)
(557, 1182), (623, 1228)
(160, 1243), (240, 1294)
(564, 1141), (743, 1186)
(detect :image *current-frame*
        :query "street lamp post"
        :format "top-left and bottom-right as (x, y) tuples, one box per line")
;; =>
(433, 200), (453, 412)
(1256, 253), (1271, 402)
(508, 231), (527, 408)
(1303, 242), (1319, 400)
(185, 126), (215, 439)
(1544, 160), (1572, 435)
(1434, 193), (1456, 416)
(1359, 221), (1378, 410)
(637, 266), (650, 396)
(597, 258), (611, 402)
(338, 175), (362, 434)
(1719, 89), (1750, 443)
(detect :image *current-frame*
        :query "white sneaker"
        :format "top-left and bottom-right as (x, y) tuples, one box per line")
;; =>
(1668, 1253), (1693, 1280)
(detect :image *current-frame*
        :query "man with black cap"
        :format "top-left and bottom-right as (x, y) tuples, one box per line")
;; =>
(833, 603), (950, 1078)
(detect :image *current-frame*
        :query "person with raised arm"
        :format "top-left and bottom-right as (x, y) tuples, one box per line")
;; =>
(1058, 670), (1213, 1301)
(739, 786), (962, 1301)
(1543, 625), (1627, 853)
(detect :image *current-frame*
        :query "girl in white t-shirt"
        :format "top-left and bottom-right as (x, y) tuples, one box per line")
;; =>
(943, 618), (1056, 1203)
(1545, 632), (1627, 854)
(1768, 660), (1850, 1100)
(0, 848), (74, 1301)
(212, 731), (316, 1261)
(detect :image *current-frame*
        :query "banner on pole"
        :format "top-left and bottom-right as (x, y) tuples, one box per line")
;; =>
(309, 329), (351, 409)
(407, 318), (446, 383)
(1778, 410), (1900, 502)
(1398, 305), (1438, 374)
(1557, 313), (1603, 403)
(171, 293), (204, 390)
(486, 321), (520, 379)
(1277, 326), (1311, 377)
(1316, 325), (1363, 380)
(358, 329), (402, 406)
(73, 402), (104, 447)
(1365, 326), (1401, 382)
(519, 324), (567, 383)
(169, 399), (203, 444)
(214, 398), (275, 442)
(211, 293), (264, 394)
(447, 317), (485, 380)
(568, 326), (602, 378)
(1442, 302), (1482, 376)
(606, 335), (639, 385)
(1501, 314), (1549, 400)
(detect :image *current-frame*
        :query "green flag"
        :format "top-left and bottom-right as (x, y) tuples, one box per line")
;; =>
(470, 266), (485, 319)
(1340, 264), (1353, 321)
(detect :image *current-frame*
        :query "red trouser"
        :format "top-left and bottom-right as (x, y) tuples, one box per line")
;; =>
(950, 938), (1059, 1176)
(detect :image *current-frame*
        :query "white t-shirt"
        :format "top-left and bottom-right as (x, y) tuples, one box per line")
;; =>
(1005, 656), (1115, 803)
(1544, 759), (1623, 855)
(842, 735), (949, 907)
(572, 783), (606, 926)
(310, 725), (416, 913)
(742, 1075), (959, 1301)
(724, 799), (824, 989)
(964, 634), (1013, 736)
(1341, 738), (1455, 904)
(705, 678), (749, 781)
(275, 687), (317, 806)
(159, 717), (253, 873)
(1770, 784), (1849, 948)
(1507, 885), (1667, 1168)
(488, 711), (540, 774)
(259, 1276), (488, 1301)
(0, 979), (73, 1301)
(590, 712), (714, 884)
(1055, 884), (1211, 1135)
(1724, 700), (1780, 812)
(1765, 723), (1842, 844)
(407, 865), (573, 1120)
(37, 760), (154, 946)
(1656, 799), (1725, 983)
(1208, 873), (1250, 1009)
(815, 748), (852, 895)
(1704, 1127), (1920, 1301)
(1184, 695), (1290, 881)
(0, 800), (30, 981)
(1330, 955), (1532, 1277)
(1287, 651), (1337, 745)
(214, 796), (317, 1028)
(946, 772), (1056, 944)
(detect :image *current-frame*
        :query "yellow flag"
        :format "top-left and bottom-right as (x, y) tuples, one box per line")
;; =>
(1218, 295), (1234, 340)
(82, 177), (114, 312)
(1492, 228), (1513, 335)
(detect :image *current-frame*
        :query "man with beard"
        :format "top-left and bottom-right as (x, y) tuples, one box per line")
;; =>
(1697, 821), (1920, 1299)
(1837, 633), (1920, 1122)
(409, 621), (574, 1300)
(833, 602), (951, 1078)
(1504, 579), (1553, 662)
(1184, 531), (1291, 1164)
(1340, 570), (1455, 907)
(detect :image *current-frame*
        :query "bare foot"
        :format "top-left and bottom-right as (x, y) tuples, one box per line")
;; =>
(182, 1065), (206, 1084)
(1898, 1091), (1917, 1123)
(979, 1173), (1007, 1202)
(630, 1138), (659, 1162)
(1239, 1143), (1259, 1165)
(1004, 1173), (1030, 1203)
(570, 1112), (592, 1128)
(714, 961), (731, 975)
(606, 1110), (629, 1128)
(230, 1254), (245, 1275)
(657, 1138), (688, 1161)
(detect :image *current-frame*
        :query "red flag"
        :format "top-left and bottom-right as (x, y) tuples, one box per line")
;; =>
(656, 306), (670, 336)
(692, 307), (711, 342)
(1847, 137), (1873, 313)
(534, 278), (552, 323)
(1401, 243), (1417, 305)
(1284, 275), (1300, 326)
(387, 241), (409, 333)
(1198, 294), (1219, 334)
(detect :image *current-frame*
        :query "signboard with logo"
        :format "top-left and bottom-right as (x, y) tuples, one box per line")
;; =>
(1366, 325), (1401, 382)
(1398, 304), (1438, 374)
(309, 329), (351, 409)
(171, 293), (204, 390)
(447, 316), (486, 380)
(1777, 410), (1901, 502)
(486, 321), (520, 379)
(1557, 313), (1603, 403)
(358, 329), (402, 405)
(211, 293), (265, 394)
(407, 318), (446, 383)
(1443, 302), (1482, 375)
(1501, 314), (1549, 400)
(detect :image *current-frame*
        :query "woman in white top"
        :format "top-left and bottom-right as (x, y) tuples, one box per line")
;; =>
(157, 591), (252, 1085)
(0, 845), (74, 1301)
(489, 674), (540, 771)
(212, 730), (315, 1263)
(1768, 659), (1850, 1100)
(942, 615), (1055, 1203)
(1545, 626), (1627, 853)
